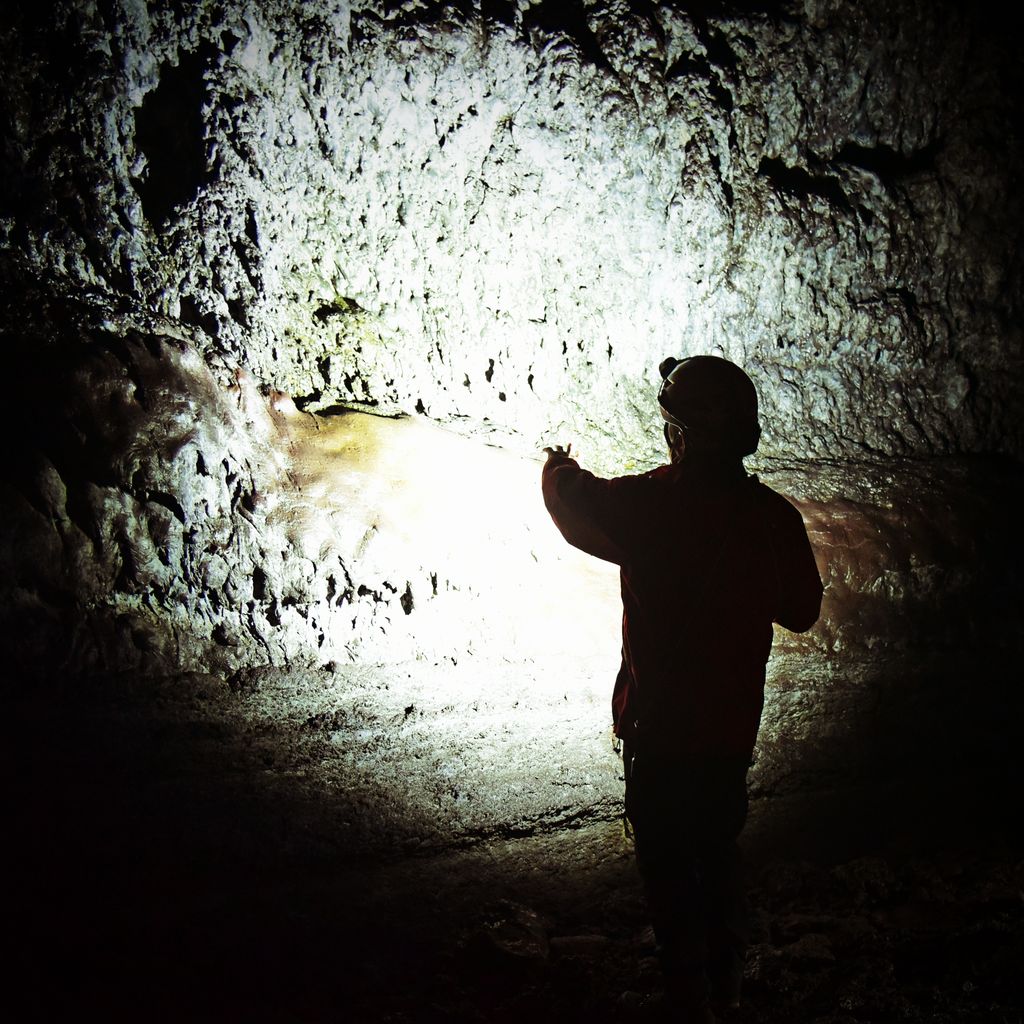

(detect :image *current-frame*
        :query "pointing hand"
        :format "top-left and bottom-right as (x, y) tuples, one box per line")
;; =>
(543, 443), (574, 463)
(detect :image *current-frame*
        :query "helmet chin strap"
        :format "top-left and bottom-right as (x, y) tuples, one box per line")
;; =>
(658, 395), (688, 430)
(660, 397), (688, 458)
(663, 419), (686, 463)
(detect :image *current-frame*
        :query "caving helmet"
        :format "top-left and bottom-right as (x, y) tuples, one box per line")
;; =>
(658, 355), (761, 457)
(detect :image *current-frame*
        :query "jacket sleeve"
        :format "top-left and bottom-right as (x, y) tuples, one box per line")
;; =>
(765, 495), (824, 633)
(541, 455), (641, 565)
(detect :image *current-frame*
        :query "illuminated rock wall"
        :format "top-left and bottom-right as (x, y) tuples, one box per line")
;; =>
(2, 1), (1021, 841)
(2, 1), (1020, 469)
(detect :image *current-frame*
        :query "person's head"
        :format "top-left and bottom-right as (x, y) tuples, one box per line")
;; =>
(658, 355), (761, 463)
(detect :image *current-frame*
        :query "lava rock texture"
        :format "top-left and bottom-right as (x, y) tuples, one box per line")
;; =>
(3, 0), (1022, 462)
(2, 0), (1021, 802)
(2, 7), (1023, 1013)
(2, 0), (1023, 1019)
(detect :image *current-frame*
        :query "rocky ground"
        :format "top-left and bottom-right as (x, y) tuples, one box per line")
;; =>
(10, 665), (1022, 1024)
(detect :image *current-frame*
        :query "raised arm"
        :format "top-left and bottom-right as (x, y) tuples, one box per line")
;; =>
(541, 447), (638, 565)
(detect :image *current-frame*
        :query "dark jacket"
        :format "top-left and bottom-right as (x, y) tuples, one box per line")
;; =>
(542, 453), (823, 758)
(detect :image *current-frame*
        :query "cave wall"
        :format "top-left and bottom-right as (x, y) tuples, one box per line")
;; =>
(2, 0), (1021, 468)
(2, 0), (1022, 837)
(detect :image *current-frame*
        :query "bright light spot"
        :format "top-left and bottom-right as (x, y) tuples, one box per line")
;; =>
(278, 409), (622, 699)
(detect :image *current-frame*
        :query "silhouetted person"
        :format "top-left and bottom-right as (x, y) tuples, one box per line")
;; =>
(542, 355), (823, 1022)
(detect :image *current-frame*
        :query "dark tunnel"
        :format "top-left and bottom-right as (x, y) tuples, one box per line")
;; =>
(2, 1), (1023, 1021)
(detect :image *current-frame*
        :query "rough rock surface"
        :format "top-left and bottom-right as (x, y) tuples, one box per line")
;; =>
(1, 271), (622, 678)
(3, 2), (1023, 1017)
(3, 0), (1023, 829)
(2, 0), (1022, 469)
(4, 272), (1018, 815)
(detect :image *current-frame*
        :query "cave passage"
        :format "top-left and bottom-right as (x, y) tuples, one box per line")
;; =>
(3, 0), (1024, 1020)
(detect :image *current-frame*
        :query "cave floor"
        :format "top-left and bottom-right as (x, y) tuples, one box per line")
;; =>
(10, 667), (1024, 1024)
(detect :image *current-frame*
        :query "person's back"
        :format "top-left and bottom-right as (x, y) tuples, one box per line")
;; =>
(541, 355), (823, 1022)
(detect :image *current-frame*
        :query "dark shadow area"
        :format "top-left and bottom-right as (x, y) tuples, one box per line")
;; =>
(133, 47), (216, 229)
(747, 652), (1024, 865)
(6, 670), (639, 1023)
(7, 657), (1024, 1023)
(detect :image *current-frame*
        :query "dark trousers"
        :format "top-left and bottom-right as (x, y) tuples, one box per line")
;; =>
(623, 744), (751, 1002)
